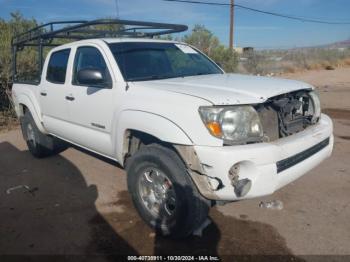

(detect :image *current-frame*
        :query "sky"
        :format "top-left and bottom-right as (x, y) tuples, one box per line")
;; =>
(1, 0), (350, 49)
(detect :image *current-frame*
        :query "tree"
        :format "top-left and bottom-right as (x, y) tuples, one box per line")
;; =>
(0, 12), (38, 110)
(154, 34), (174, 41)
(182, 25), (238, 72)
(183, 25), (219, 56)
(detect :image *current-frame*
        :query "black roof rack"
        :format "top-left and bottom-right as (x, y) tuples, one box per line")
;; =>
(11, 19), (188, 82)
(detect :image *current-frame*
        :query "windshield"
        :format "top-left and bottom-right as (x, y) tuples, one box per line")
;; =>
(108, 42), (223, 81)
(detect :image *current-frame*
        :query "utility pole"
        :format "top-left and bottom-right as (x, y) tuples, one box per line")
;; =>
(229, 0), (234, 50)
(115, 0), (120, 18)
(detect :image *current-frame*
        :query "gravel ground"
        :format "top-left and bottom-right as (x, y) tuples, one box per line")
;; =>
(0, 68), (349, 261)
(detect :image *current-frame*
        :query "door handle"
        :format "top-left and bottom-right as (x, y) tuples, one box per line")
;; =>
(40, 92), (47, 96)
(65, 95), (75, 101)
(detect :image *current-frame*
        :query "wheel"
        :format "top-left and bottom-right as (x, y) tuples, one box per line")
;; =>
(126, 144), (210, 238)
(20, 110), (68, 158)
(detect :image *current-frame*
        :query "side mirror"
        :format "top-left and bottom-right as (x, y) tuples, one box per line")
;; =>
(77, 68), (105, 86)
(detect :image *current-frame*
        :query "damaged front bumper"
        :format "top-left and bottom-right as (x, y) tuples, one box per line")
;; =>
(192, 114), (334, 201)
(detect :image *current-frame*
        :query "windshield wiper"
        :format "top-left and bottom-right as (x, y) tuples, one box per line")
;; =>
(128, 72), (218, 81)
(127, 75), (175, 82)
(180, 72), (215, 78)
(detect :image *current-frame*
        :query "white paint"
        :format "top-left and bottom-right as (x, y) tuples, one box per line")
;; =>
(194, 114), (333, 200)
(12, 38), (334, 201)
(175, 44), (198, 54)
(138, 73), (313, 105)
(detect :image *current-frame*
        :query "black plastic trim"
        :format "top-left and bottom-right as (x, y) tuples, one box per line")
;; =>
(276, 137), (330, 173)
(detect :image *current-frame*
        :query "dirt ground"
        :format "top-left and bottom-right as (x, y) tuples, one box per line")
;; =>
(0, 68), (349, 261)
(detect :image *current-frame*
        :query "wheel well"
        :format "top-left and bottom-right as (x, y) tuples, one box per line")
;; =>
(19, 104), (28, 116)
(123, 130), (182, 167)
(122, 130), (220, 201)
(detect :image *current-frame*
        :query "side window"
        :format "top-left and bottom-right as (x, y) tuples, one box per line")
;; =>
(73, 46), (112, 88)
(46, 49), (70, 84)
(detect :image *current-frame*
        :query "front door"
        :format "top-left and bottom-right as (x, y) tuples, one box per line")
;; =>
(65, 45), (116, 157)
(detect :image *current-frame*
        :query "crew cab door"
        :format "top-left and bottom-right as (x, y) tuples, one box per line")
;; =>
(65, 45), (116, 156)
(40, 48), (71, 138)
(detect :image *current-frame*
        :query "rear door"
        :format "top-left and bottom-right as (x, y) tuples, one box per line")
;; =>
(65, 44), (116, 156)
(40, 48), (71, 138)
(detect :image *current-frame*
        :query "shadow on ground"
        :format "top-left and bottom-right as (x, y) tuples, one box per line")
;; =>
(0, 142), (136, 259)
(0, 142), (303, 261)
(105, 191), (304, 261)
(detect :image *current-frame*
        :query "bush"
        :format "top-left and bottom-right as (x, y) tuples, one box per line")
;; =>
(0, 12), (38, 129)
(182, 25), (238, 72)
(238, 47), (350, 75)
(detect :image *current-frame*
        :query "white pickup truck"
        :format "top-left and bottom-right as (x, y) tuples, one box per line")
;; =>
(12, 36), (333, 238)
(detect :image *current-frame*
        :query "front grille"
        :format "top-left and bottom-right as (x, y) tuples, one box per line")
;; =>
(276, 137), (330, 173)
(257, 90), (317, 142)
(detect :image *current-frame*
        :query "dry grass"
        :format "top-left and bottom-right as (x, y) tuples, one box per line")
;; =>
(0, 110), (19, 132)
(337, 58), (350, 67)
(238, 48), (350, 75)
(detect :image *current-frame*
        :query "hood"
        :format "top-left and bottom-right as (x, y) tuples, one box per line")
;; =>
(132, 73), (313, 105)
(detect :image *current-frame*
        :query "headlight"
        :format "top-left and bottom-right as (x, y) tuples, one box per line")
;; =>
(199, 106), (263, 144)
(308, 91), (321, 124)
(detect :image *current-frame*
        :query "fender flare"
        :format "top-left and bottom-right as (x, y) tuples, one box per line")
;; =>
(16, 93), (47, 134)
(114, 110), (193, 163)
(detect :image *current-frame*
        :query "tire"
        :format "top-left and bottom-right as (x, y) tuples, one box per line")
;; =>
(126, 143), (210, 238)
(20, 110), (68, 158)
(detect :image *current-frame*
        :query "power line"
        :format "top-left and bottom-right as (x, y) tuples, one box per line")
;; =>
(162, 0), (350, 25)
(164, 0), (229, 6)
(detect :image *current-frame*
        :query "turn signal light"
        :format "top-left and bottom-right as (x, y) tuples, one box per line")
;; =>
(206, 122), (222, 137)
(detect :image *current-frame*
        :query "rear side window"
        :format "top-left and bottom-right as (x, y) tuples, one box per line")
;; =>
(46, 49), (70, 84)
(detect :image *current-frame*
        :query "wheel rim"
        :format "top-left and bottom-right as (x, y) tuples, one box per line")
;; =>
(138, 167), (177, 218)
(26, 123), (36, 147)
